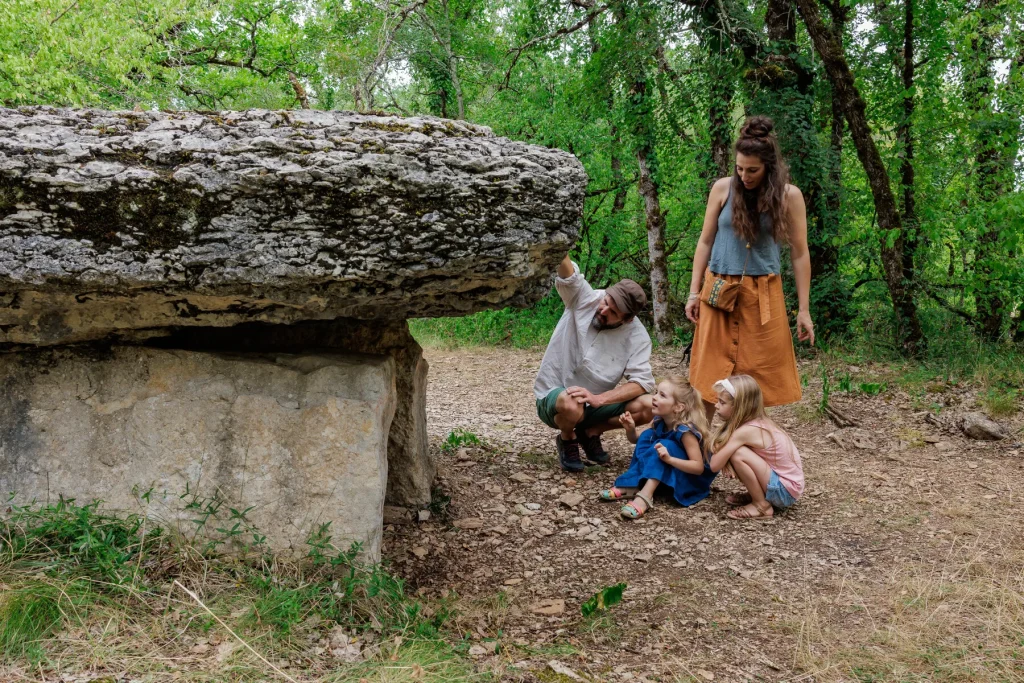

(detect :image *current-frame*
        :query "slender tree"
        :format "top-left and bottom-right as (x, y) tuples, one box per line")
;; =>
(795, 0), (925, 354)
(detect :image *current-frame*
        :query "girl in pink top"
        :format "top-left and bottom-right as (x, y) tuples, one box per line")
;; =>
(708, 374), (804, 520)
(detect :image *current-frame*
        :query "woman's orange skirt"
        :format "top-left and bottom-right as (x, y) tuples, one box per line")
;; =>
(689, 269), (801, 407)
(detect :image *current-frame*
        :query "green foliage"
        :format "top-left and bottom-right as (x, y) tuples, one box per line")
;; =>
(441, 428), (482, 454)
(410, 293), (566, 349)
(1, 0), (1022, 352)
(2, 496), (168, 587)
(859, 382), (888, 397)
(0, 496), (452, 665)
(580, 582), (626, 617)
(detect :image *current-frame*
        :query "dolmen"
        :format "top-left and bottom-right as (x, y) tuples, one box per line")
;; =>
(0, 107), (586, 559)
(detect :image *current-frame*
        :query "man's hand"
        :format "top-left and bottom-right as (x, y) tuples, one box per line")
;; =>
(620, 411), (635, 431)
(566, 386), (601, 407)
(655, 442), (673, 463)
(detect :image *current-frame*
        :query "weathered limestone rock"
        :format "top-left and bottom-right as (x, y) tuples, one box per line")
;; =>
(0, 107), (586, 347)
(155, 318), (433, 507)
(960, 412), (1007, 441)
(0, 107), (586, 553)
(0, 346), (396, 560)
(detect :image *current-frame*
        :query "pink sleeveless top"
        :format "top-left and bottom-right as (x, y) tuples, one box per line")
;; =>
(749, 419), (804, 498)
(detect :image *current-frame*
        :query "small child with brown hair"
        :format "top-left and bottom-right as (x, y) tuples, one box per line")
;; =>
(708, 374), (804, 520)
(598, 375), (716, 519)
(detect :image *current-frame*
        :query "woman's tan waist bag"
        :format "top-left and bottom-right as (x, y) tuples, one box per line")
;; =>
(700, 243), (750, 312)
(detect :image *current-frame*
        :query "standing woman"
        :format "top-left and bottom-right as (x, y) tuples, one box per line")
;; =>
(685, 116), (815, 420)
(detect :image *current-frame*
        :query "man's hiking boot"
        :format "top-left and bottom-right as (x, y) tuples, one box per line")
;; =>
(556, 435), (585, 472)
(575, 428), (610, 465)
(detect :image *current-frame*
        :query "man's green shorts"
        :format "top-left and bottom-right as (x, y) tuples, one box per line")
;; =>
(536, 387), (629, 430)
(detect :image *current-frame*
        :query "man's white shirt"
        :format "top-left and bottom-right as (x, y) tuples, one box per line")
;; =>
(533, 262), (655, 401)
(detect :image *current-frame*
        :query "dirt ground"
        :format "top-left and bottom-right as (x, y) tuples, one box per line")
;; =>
(383, 346), (1024, 683)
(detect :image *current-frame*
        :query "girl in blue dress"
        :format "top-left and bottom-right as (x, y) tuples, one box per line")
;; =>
(598, 375), (715, 519)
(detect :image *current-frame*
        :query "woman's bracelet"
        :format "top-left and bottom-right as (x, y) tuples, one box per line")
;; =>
(687, 292), (699, 301)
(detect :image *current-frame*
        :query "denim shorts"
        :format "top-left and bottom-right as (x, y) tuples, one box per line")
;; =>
(765, 470), (796, 509)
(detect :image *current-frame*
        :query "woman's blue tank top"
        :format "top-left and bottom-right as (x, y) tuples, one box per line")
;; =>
(708, 183), (781, 276)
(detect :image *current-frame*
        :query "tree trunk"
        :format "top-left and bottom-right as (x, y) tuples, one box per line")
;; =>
(794, 0), (923, 355)
(896, 0), (919, 332)
(968, 0), (1014, 340)
(636, 142), (672, 343)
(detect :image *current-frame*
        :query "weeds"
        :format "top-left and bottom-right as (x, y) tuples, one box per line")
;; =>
(0, 496), (462, 678)
(981, 387), (1019, 418)
(441, 428), (482, 454)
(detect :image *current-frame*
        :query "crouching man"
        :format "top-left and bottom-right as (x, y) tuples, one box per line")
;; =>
(533, 254), (655, 471)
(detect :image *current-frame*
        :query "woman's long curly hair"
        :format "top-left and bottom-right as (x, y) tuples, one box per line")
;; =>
(732, 116), (790, 244)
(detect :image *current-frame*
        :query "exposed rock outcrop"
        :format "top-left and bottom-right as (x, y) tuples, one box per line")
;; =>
(0, 107), (586, 553)
(0, 107), (585, 347)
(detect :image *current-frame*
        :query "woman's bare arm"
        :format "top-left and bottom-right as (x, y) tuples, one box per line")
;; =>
(685, 177), (731, 323)
(786, 185), (815, 345)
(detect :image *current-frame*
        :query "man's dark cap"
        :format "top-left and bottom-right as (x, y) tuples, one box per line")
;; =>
(606, 279), (647, 318)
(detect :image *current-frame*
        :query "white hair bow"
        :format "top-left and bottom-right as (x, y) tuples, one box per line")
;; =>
(713, 378), (736, 397)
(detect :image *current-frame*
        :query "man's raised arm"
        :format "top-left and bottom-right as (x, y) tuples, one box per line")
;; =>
(557, 254), (574, 278)
(554, 253), (595, 310)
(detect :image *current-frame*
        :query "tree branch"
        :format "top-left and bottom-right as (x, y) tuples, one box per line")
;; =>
(501, 4), (609, 89)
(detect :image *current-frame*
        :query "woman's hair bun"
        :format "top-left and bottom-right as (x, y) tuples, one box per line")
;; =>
(740, 116), (775, 140)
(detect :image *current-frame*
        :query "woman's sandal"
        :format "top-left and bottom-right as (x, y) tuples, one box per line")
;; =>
(620, 493), (654, 520)
(727, 501), (774, 521)
(725, 492), (752, 506)
(599, 487), (637, 501)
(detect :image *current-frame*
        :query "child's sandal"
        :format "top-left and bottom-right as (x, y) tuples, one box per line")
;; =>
(620, 493), (654, 520)
(599, 487), (635, 501)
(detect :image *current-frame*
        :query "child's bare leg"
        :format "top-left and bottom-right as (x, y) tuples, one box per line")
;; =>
(629, 478), (660, 514)
(727, 447), (773, 518)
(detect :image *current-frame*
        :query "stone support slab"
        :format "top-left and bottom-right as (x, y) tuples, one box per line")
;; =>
(0, 346), (396, 560)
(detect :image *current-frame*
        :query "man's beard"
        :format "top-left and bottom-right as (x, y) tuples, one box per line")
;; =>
(591, 313), (622, 331)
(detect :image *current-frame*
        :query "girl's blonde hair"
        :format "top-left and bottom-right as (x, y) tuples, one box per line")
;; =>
(712, 374), (775, 451)
(660, 374), (711, 458)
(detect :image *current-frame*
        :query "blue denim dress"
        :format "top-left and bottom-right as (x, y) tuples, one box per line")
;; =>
(614, 419), (717, 506)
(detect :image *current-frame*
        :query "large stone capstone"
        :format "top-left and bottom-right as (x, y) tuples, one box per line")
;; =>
(0, 107), (585, 555)
(0, 107), (585, 347)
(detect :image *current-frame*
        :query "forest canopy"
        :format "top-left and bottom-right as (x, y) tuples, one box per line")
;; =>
(2, 0), (1022, 356)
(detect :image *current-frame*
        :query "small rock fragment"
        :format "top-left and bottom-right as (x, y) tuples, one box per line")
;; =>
(383, 505), (414, 525)
(558, 492), (585, 508)
(530, 599), (566, 616)
(454, 517), (484, 529)
(547, 661), (584, 681)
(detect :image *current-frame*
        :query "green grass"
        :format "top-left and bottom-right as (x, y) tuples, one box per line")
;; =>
(0, 496), (472, 679)
(410, 292), (565, 349)
(0, 583), (64, 662)
(820, 306), (1024, 404)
